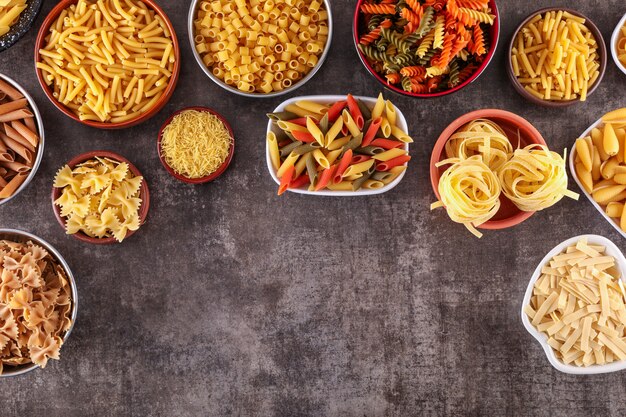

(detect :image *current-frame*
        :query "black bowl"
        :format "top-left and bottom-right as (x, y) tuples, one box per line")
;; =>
(0, 0), (44, 53)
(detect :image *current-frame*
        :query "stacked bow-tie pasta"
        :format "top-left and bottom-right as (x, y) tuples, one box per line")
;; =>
(267, 93), (412, 194)
(192, 0), (329, 94)
(432, 118), (578, 237)
(357, 0), (495, 94)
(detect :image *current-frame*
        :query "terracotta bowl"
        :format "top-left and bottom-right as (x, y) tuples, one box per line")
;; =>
(506, 7), (607, 107)
(352, 0), (500, 98)
(430, 109), (547, 230)
(33, 0), (180, 129)
(157, 106), (235, 184)
(51, 150), (150, 244)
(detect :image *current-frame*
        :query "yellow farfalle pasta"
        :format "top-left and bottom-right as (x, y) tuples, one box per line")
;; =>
(192, 0), (328, 93)
(53, 157), (144, 242)
(0, 240), (73, 374)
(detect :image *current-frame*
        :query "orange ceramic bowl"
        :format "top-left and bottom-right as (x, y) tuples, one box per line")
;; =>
(34, 0), (180, 129)
(430, 109), (547, 230)
(51, 150), (150, 244)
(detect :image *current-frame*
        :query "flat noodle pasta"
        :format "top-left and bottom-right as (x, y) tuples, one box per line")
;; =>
(445, 119), (514, 172)
(431, 155), (501, 238)
(0, 239), (73, 374)
(499, 145), (579, 212)
(53, 157), (144, 242)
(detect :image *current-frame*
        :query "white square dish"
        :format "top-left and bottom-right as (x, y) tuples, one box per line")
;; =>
(521, 234), (626, 374)
(265, 95), (410, 196)
(610, 13), (626, 76)
(569, 117), (626, 239)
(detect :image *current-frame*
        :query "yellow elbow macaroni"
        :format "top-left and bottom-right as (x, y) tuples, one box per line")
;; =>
(193, 0), (328, 94)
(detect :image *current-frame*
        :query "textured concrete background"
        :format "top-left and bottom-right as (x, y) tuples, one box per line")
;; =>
(1, 0), (626, 416)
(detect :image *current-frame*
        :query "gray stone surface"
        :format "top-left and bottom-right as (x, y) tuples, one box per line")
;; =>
(1, 0), (626, 416)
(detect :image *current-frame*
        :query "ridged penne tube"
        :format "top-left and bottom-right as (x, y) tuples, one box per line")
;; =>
(294, 152), (310, 177)
(371, 93), (385, 120)
(343, 173), (363, 181)
(342, 109), (360, 137)
(267, 131), (281, 171)
(390, 125), (413, 143)
(384, 100), (396, 126)
(325, 149), (342, 166)
(592, 185), (626, 204)
(342, 159), (375, 177)
(284, 104), (318, 118)
(380, 117), (391, 137)
(295, 100), (328, 115)
(326, 135), (350, 151)
(312, 148), (329, 169)
(604, 123), (619, 156)
(575, 138), (592, 171)
(362, 179), (384, 189)
(326, 181), (353, 191)
(277, 120), (309, 133)
(325, 116), (343, 148)
(606, 202), (624, 218)
(276, 152), (299, 178)
(306, 116), (324, 146)
(372, 147), (406, 161)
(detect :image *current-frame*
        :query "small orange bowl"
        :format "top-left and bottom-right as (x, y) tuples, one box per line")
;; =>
(34, 0), (180, 129)
(430, 109), (547, 230)
(157, 106), (235, 184)
(51, 150), (150, 244)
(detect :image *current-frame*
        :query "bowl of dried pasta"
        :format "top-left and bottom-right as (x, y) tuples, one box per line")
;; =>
(188, 0), (333, 97)
(0, 0), (44, 52)
(51, 151), (150, 244)
(0, 73), (45, 207)
(34, 0), (180, 129)
(0, 228), (77, 377)
(158, 107), (235, 184)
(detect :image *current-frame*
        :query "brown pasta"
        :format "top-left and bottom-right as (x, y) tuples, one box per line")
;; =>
(0, 81), (40, 200)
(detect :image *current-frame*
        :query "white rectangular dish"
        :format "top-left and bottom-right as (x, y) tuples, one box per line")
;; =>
(569, 117), (626, 239)
(265, 95), (410, 196)
(521, 234), (626, 374)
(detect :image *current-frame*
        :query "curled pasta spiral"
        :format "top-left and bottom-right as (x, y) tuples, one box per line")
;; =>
(498, 145), (579, 212)
(458, 8), (495, 25)
(359, 19), (393, 45)
(360, 3), (396, 14)
(456, 0), (489, 9)
(469, 24), (486, 55)
(385, 72), (401, 84)
(400, 65), (426, 78)
(401, 7), (421, 27)
(432, 155), (501, 238)
(445, 119), (513, 171)
(405, 0), (422, 14)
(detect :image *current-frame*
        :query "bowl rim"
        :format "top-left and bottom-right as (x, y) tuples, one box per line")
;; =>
(0, 0), (44, 53)
(568, 114), (626, 239)
(0, 228), (78, 378)
(50, 150), (150, 244)
(610, 12), (626, 76)
(506, 7), (607, 107)
(429, 108), (547, 229)
(351, 0), (500, 98)
(33, 0), (181, 129)
(265, 94), (410, 196)
(521, 234), (626, 374)
(0, 72), (45, 208)
(157, 106), (235, 184)
(187, 0), (333, 98)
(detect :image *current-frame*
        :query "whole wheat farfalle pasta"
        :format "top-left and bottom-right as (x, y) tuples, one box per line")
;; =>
(498, 145), (579, 212)
(0, 240), (73, 374)
(431, 155), (501, 238)
(444, 119), (513, 172)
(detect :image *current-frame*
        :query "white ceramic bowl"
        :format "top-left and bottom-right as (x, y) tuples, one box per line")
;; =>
(569, 116), (626, 239)
(521, 234), (626, 374)
(0, 73), (45, 207)
(265, 95), (410, 196)
(188, 0), (333, 98)
(611, 13), (626, 76)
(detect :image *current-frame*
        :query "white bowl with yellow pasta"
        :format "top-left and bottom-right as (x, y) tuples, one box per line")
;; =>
(569, 111), (626, 239)
(521, 234), (626, 374)
(188, 0), (332, 97)
(611, 13), (626, 76)
(266, 94), (411, 196)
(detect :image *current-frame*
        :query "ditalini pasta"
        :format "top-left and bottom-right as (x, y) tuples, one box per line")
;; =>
(511, 10), (600, 102)
(53, 157), (144, 242)
(618, 22), (626, 68)
(524, 237), (626, 367)
(0, 240), (74, 373)
(432, 118), (577, 237)
(267, 93), (411, 194)
(0, 79), (40, 200)
(357, 0), (495, 94)
(36, 0), (176, 123)
(161, 110), (233, 179)
(192, 0), (329, 94)
(574, 108), (626, 232)
(0, 0), (27, 37)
